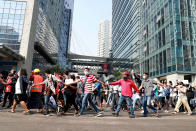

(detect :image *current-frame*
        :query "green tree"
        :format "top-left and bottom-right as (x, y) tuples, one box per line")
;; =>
(113, 71), (123, 80)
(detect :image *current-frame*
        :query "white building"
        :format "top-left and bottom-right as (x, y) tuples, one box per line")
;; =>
(98, 20), (112, 57)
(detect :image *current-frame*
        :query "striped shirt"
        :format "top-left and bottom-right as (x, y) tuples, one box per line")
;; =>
(80, 75), (97, 93)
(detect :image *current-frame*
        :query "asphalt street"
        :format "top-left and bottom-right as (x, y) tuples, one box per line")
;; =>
(0, 106), (196, 131)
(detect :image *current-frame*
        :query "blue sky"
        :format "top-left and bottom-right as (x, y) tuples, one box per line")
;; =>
(70, 0), (112, 56)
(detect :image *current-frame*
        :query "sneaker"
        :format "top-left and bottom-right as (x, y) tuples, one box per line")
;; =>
(96, 112), (104, 117)
(184, 111), (188, 114)
(37, 109), (41, 113)
(98, 111), (104, 114)
(24, 111), (31, 115)
(44, 111), (49, 115)
(187, 113), (192, 116)
(112, 112), (119, 117)
(129, 115), (135, 118)
(96, 113), (103, 117)
(155, 113), (159, 117)
(78, 113), (83, 116)
(171, 111), (177, 114)
(140, 110), (144, 114)
(142, 114), (147, 117)
(74, 113), (79, 117)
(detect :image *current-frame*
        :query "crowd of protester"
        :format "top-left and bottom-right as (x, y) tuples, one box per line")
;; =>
(0, 68), (196, 118)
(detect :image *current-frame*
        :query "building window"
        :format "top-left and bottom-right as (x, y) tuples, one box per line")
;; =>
(0, 0), (27, 52)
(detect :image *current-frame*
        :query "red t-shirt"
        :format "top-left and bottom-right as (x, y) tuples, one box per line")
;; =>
(110, 79), (139, 97)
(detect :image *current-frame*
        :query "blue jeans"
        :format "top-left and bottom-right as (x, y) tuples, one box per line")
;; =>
(76, 93), (84, 108)
(115, 96), (134, 116)
(133, 98), (142, 110)
(111, 93), (119, 111)
(143, 96), (157, 115)
(80, 93), (99, 115)
(106, 93), (112, 105)
(45, 95), (56, 113)
(63, 92), (67, 105)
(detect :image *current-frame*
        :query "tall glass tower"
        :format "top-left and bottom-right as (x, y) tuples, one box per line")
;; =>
(112, 0), (142, 73)
(140, 0), (196, 84)
(112, 0), (196, 84)
(32, 0), (74, 70)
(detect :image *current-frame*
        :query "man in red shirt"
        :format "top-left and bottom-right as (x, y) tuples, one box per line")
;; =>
(108, 71), (140, 118)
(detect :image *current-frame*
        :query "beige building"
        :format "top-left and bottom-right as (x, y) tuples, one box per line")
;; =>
(98, 20), (112, 57)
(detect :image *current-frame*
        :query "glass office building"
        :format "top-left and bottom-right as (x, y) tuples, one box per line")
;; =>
(112, 0), (196, 84)
(112, 0), (142, 73)
(0, 0), (39, 74)
(32, 0), (74, 70)
(58, 8), (72, 68)
(140, 0), (196, 84)
(0, 0), (26, 52)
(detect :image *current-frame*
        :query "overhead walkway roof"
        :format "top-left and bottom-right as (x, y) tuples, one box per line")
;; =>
(0, 43), (24, 61)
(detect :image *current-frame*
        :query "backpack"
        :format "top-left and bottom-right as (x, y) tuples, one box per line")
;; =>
(164, 87), (170, 96)
(79, 76), (89, 93)
(51, 75), (57, 89)
(186, 86), (194, 99)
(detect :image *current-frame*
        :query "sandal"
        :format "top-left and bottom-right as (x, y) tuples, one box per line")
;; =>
(171, 111), (177, 114)
(24, 111), (31, 115)
(10, 110), (15, 113)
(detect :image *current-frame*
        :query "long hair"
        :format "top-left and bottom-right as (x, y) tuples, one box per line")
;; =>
(20, 69), (27, 76)
(70, 75), (76, 81)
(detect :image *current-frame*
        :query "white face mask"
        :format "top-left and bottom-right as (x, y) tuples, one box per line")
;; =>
(178, 85), (182, 88)
(84, 71), (89, 75)
(143, 76), (146, 79)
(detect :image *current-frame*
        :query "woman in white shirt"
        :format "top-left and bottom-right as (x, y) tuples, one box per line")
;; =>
(11, 69), (30, 115)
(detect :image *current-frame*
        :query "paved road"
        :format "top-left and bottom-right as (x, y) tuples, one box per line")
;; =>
(0, 107), (196, 131)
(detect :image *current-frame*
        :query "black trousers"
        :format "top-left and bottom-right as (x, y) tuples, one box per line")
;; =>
(64, 94), (79, 112)
(2, 92), (13, 107)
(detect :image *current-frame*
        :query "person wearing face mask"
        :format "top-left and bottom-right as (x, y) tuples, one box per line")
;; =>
(33, 69), (63, 115)
(65, 68), (106, 117)
(139, 73), (161, 117)
(107, 71), (140, 118)
(172, 81), (192, 115)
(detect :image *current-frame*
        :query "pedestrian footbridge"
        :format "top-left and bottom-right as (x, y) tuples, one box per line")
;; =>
(67, 53), (132, 75)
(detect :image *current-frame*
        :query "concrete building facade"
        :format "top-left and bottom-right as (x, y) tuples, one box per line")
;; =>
(98, 20), (112, 57)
